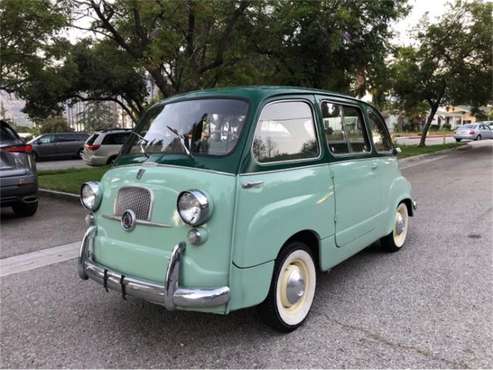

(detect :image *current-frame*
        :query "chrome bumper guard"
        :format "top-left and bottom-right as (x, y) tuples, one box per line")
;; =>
(78, 226), (230, 310)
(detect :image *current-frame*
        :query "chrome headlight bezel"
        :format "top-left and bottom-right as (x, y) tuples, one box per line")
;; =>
(177, 190), (212, 226)
(80, 181), (102, 211)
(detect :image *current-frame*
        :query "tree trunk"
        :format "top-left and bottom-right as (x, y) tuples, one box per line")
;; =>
(419, 103), (440, 147)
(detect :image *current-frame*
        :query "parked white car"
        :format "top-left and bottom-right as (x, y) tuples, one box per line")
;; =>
(454, 123), (493, 142)
(82, 129), (131, 166)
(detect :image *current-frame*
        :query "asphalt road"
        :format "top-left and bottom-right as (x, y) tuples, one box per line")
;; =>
(1, 142), (492, 368)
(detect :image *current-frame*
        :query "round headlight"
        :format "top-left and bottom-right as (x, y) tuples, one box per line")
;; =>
(177, 190), (212, 226)
(80, 181), (102, 211)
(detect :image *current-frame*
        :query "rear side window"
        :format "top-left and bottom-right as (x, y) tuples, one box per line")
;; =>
(367, 109), (393, 152)
(322, 102), (370, 155)
(86, 134), (99, 145)
(0, 125), (19, 142)
(252, 101), (319, 163)
(102, 132), (130, 145)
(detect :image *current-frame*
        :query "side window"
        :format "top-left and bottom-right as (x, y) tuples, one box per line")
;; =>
(38, 135), (54, 144)
(102, 134), (117, 145)
(102, 133), (129, 145)
(322, 102), (348, 154)
(342, 105), (370, 153)
(321, 101), (370, 154)
(367, 109), (393, 152)
(252, 101), (319, 163)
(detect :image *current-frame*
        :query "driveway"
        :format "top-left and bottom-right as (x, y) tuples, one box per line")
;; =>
(1, 142), (492, 368)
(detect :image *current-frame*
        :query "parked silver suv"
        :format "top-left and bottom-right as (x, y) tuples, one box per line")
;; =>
(0, 120), (38, 216)
(82, 129), (131, 166)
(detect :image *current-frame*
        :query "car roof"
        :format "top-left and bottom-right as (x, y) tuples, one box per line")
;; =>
(161, 85), (366, 106)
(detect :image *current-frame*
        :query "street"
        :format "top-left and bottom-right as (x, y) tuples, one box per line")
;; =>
(1, 142), (492, 368)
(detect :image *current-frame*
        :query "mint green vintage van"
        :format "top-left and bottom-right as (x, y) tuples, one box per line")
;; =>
(78, 86), (416, 331)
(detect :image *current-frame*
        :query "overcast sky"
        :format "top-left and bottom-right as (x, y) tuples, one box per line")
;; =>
(392, 0), (450, 45)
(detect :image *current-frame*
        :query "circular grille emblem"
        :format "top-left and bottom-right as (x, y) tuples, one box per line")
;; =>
(121, 209), (136, 232)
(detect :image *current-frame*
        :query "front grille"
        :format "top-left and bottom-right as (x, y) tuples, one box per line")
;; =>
(114, 187), (152, 220)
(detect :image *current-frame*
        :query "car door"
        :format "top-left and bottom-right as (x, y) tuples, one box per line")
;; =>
(319, 98), (381, 248)
(234, 98), (334, 268)
(479, 124), (493, 139)
(35, 134), (57, 158)
(55, 134), (76, 157)
(365, 107), (399, 229)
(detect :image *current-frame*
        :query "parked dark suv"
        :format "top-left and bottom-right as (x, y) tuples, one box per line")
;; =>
(0, 120), (38, 216)
(29, 132), (89, 160)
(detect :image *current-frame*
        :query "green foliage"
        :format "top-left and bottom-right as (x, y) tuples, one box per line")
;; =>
(390, 0), (492, 146)
(250, 0), (409, 96)
(0, 0), (69, 93)
(37, 116), (72, 134)
(78, 101), (119, 132)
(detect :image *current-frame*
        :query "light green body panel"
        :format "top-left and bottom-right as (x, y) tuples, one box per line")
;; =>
(93, 164), (236, 294)
(228, 261), (275, 312)
(233, 164), (335, 268)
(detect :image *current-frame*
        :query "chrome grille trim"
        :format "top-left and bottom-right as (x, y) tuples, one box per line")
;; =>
(114, 186), (152, 220)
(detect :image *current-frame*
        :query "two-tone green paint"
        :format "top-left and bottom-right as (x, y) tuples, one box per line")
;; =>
(90, 86), (414, 315)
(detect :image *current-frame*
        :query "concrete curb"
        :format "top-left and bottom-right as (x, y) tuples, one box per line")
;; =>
(398, 143), (471, 165)
(39, 188), (80, 204)
(38, 144), (470, 203)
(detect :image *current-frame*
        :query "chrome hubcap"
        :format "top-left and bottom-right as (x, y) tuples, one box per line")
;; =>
(395, 213), (405, 235)
(283, 265), (305, 306)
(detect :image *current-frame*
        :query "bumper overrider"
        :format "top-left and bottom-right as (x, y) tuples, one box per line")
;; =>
(77, 226), (230, 310)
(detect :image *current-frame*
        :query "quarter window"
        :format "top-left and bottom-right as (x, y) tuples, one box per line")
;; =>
(321, 102), (370, 154)
(253, 101), (319, 163)
(367, 109), (392, 152)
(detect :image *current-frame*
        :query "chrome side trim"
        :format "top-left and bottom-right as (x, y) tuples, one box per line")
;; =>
(102, 214), (173, 228)
(78, 234), (230, 309)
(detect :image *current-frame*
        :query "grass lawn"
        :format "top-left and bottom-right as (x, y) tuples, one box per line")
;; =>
(398, 143), (464, 158)
(38, 166), (110, 194)
(38, 143), (465, 194)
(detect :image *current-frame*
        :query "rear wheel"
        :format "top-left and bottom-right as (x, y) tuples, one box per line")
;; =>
(455, 138), (461, 142)
(12, 202), (38, 217)
(77, 148), (83, 159)
(258, 242), (317, 332)
(381, 203), (409, 252)
(475, 135), (482, 141)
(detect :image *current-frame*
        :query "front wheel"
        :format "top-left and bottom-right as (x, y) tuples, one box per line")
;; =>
(381, 203), (409, 252)
(455, 138), (461, 142)
(258, 242), (317, 332)
(475, 135), (482, 141)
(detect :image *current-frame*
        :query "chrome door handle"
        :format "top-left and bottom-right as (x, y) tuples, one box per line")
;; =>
(241, 180), (264, 189)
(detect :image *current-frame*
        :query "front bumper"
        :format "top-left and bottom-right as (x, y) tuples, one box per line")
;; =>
(78, 226), (230, 310)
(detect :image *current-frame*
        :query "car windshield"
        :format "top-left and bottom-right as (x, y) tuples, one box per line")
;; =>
(461, 124), (474, 129)
(122, 99), (248, 157)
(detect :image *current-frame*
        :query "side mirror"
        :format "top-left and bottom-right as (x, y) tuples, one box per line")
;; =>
(393, 147), (402, 155)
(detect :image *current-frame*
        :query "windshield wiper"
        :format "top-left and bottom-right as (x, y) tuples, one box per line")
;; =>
(129, 131), (149, 158)
(166, 126), (193, 158)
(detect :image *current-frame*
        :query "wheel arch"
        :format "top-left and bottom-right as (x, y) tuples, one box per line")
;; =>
(282, 229), (321, 271)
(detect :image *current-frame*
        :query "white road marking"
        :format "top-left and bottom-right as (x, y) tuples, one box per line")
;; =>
(0, 241), (81, 278)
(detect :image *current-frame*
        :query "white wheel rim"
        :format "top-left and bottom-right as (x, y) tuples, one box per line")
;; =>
(393, 204), (409, 247)
(276, 249), (316, 326)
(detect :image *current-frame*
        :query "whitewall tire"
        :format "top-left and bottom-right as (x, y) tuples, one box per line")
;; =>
(381, 202), (409, 252)
(259, 242), (316, 332)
